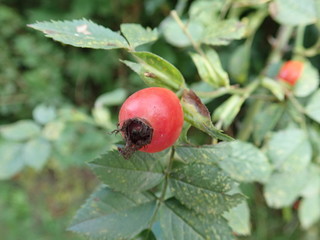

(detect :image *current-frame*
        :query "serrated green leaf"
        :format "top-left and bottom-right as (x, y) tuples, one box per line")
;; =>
(267, 128), (312, 172)
(298, 194), (320, 229)
(253, 103), (284, 144)
(160, 199), (234, 240)
(129, 51), (185, 91)
(202, 19), (246, 46)
(190, 49), (229, 87)
(0, 120), (41, 141)
(23, 137), (51, 170)
(169, 163), (244, 215)
(261, 77), (285, 101)
(181, 89), (233, 142)
(120, 23), (158, 49)
(269, 0), (318, 26)
(0, 142), (24, 179)
(264, 169), (308, 208)
(294, 61), (319, 97)
(176, 142), (271, 183)
(28, 19), (129, 49)
(213, 95), (245, 128)
(223, 201), (251, 236)
(306, 90), (320, 123)
(69, 186), (156, 240)
(89, 150), (167, 192)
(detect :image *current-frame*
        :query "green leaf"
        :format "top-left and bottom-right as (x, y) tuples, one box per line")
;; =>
(160, 17), (203, 48)
(267, 128), (312, 172)
(120, 23), (158, 49)
(264, 169), (308, 208)
(32, 104), (56, 124)
(169, 163), (244, 215)
(212, 95), (245, 128)
(89, 150), (167, 192)
(294, 61), (319, 97)
(176, 142), (271, 183)
(181, 89), (233, 142)
(253, 103), (284, 144)
(129, 51), (185, 91)
(229, 44), (250, 84)
(261, 77), (285, 101)
(223, 201), (251, 236)
(0, 142), (24, 180)
(190, 49), (229, 87)
(23, 137), (51, 171)
(269, 0), (318, 26)
(160, 199), (234, 240)
(69, 186), (156, 240)
(218, 141), (271, 183)
(0, 120), (41, 141)
(306, 89), (320, 123)
(94, 88), (127, 108)
(202, 19), (246, 46)
(28, 19), (129, 49)
(300, 164), (320, 198)
(298, 194), (320, 229)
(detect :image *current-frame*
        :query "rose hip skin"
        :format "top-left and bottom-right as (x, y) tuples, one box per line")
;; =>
(277, 60), (304, 86)
(119, 87), (184, 154)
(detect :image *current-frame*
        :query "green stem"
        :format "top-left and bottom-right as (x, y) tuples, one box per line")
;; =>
(293, 26), (305, 57)
(194, 86), (244, 99)
(238, 26), (293, 141)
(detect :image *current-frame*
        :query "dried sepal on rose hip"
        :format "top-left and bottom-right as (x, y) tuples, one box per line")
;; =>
(115, 87), (184, 158)
(277, 60), (304, 86)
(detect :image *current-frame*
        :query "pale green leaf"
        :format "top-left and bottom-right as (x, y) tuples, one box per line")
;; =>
(202, 19), (246, 46)
(300, 164), (320, 198)
(0, 120), (41, 141)
(94, 88), (127, 108)
(294, 61), (319, 97)
(160, 199), (234, 240)
(267, 128), (312, 172)
(169, 163), (244, 215)
(269, 0), (318, 26)
(120, 23), (158, 49)
(130, 51), (185, 91)
(69, 186), (156, 240)
(264, 169), (308, 208)
(223, 201), (251, 236)
(190, 49), (229, 87)
(23, 137), (51, 170)
(306, 90), (320, 123)
(298, 194), (320, 229)
(160, 18), (203, 48)
(33, 104), (56, 124)
(89, 150), (167, 192)
(28, 19), (129, 49)
(176, 142), (271, 183)
(0, 142), (24, 179)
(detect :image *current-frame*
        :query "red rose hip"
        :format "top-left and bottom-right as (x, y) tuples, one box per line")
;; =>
(277, 60), (304, 86)
(118, 87), (184, 158)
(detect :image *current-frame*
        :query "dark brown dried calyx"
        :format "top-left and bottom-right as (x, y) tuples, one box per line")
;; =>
(116, 117), (153, 159)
